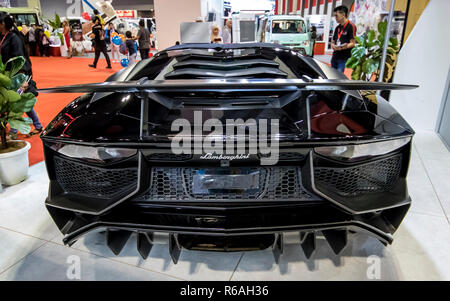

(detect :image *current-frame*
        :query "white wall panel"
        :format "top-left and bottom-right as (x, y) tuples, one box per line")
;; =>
(154, 0), (203, 51)
(390, 0), (450, 131)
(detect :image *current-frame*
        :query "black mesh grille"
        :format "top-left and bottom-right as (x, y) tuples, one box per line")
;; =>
(54, 157), (138, 199)
(144, 167), (314, 202)
(314, 154), (402, 196)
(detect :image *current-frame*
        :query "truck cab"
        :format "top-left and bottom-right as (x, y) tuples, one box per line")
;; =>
(0, 7), (42, 26)
(257, 14), (313, 56)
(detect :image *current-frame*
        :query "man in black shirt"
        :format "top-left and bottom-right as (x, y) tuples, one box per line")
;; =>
(89, 17), (111, 69)
(331, 6), (356, 73)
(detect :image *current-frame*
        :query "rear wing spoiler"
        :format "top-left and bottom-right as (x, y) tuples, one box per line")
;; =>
(39, 79), (418, 94)
(39, 79), (418, 139)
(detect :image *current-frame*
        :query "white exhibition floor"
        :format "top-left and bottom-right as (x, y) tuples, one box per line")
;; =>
(0, 131), (449, 281)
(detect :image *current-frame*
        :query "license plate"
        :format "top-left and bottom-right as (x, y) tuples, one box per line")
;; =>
(193, 169), (260, 194)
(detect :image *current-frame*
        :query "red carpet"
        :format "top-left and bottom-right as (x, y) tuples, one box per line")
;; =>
(23, 57), (123, 166)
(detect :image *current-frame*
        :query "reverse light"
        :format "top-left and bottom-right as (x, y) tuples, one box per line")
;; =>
(50, 144), (137, 163)
(314, 137), (411, 161)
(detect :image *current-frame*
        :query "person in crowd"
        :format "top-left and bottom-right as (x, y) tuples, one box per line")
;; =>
(272, 22), (281, 33)
(34, 24), (42, 55)
(210, 25), (222, 43)
(62, 20), (72, 59)
(89, 16), (111, 69)
(17, 21), (31, 56)
(40, 28), (51, 57)
(93, 9), (105, 29)
(135, 19), (150, 60)
(0, 12), (43, 140)
(108, 23), (120, 63)
(310, 25), (317, 56)
(330, 5), (356, 72)
(288, 22), (297, 32)
(222, 19), (232, 44)
(28, 23), (36, 56)
(125, 31), (137, 66)
(35, 24), (49, 57)
(104, 22), (111, 46)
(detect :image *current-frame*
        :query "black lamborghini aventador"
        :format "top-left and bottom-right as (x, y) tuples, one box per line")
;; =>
(40, 43), (417, 263)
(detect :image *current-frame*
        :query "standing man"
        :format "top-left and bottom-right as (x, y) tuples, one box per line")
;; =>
(222, 19), (232, 44)
(136, 20), (150, 60)
(331, 6), (356, 73)
(89, 17), (111, 69)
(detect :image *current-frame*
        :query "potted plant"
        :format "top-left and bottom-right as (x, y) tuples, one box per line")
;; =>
(45, 13), (66, 57)
(345, 21), (400, 82)
(0, 56), (37, 186)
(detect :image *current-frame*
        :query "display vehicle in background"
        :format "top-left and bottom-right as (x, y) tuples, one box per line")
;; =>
(257, 14), (315, 56)
(40, 43), (417, 263)
(0, 6), (41, 25)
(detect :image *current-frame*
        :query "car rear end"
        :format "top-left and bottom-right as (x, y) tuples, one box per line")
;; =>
(40, 44), (415, 263)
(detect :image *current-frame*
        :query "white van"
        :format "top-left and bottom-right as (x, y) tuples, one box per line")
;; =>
(257, 14), (314, 56)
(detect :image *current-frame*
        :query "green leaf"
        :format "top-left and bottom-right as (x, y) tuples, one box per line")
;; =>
(351, 46), (366, 60)
(6, 90), (21, 103)
(355, 36), (363, 45)
(378, 21), (387, 37)
(58, 32), (64, 45)
(8, 119), (31, 134)
(345, 56), (358, 69)
(23, 117), (33, 124)
(9, 96), (36, 113)
(0, 54), (4, 72)
(362, 58), (379, 76)
(55, 13), (62, 28)
(7, 112), (23, 118)
(367, 30), (376, 43)
(20, 92), (36, 101)
(352, 65), (362, 80)
(389, 37), (398, 48)
(367, 40), (377, 48)
(0, 73), (11, 88)
(9, 73), (27, 91)
(5, 56), (26, 78)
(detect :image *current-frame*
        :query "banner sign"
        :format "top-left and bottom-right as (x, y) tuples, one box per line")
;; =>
(116, 10), (137, 18)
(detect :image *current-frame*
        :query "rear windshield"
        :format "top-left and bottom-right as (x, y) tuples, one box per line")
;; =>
(272, 20), (306, 34)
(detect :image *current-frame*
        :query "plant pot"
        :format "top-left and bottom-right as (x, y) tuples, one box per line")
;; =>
(50, 45), (62, 57)
(60, 44), (68, 57)
(0, 140), (31, 186)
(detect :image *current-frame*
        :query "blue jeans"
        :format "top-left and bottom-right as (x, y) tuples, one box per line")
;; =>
(331, 56), (347, 73)
(10, 109), (43, 134)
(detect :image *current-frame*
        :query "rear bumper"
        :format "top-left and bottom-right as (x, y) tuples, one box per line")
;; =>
(46, 197), (411, 262)
(43, 144), (412, 262)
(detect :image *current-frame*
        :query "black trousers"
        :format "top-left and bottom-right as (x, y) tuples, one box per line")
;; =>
(93, 42), (111, 67)
(140, 48), (150, 60)
(29, 41), (37, 56)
